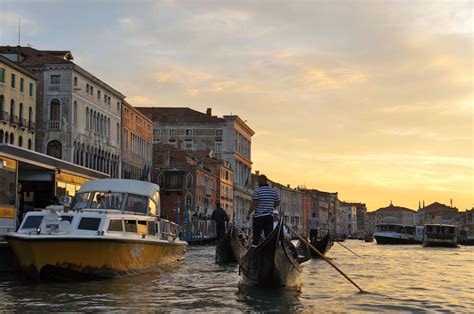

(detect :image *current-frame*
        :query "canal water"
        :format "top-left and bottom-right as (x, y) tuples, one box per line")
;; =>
(0, 241), (472, 312)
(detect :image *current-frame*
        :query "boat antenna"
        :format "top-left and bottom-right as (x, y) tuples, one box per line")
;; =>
(18, 16), (21, 46)
(284, 222), (365, 293)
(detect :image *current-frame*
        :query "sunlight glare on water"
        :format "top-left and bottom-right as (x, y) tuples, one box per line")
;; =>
(0, 241), (472, 312)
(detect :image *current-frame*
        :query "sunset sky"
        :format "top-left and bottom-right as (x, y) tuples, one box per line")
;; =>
(1, 0), (472, 211)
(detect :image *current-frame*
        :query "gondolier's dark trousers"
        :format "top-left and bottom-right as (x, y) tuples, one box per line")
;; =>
(216, 222), (226, 240)
(252, 215), (274, 246)
(310, 229), (318, 245)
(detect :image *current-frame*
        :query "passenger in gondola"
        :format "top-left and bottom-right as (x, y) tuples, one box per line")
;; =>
(308, 212), (319, 245)
(272, 210), (298, 258)
(211, 202), (229, 240)
(246, 174), (280, 247)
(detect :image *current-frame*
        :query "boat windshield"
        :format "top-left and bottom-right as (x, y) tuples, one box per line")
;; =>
(91, 192), (124, 210)
(71, 192), (91, 210)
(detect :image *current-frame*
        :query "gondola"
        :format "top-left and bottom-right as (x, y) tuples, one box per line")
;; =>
(296, 231), (333, 259)
(239, 217), (303, 288)
(215, 224), (248, 263)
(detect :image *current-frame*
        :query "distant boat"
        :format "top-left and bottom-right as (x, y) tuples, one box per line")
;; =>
(423, 224), (458, 248)
(374, 224), (422, 245)
(215, 224), (248, 263)
(239, 218), (304, 288)
(460, 224), (474, 245)
(296, 232), (333, 259)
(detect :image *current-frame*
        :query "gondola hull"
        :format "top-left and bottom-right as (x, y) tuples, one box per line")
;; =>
(296, 232), (333, 259)
(215, 225), (247, 263)
(239, 222), (301, 288)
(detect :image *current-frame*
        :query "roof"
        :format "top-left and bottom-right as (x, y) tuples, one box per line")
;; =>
(78, 179), (159, 197)
(420, 202), (458, 212)
(0, 46), (74, 67)
(375, 204), (416, 213)
(136, 107), (226, 124)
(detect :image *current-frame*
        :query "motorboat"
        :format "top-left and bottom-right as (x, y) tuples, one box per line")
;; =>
(5, 179), (187, 281)
(423, 224), (458, 248)
(374, 224), (422, 245)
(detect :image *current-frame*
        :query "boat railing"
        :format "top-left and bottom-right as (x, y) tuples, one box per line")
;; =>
(425, 232), (455, 240)
(160, 219), (179, 241)
(181, 214), (217, 242)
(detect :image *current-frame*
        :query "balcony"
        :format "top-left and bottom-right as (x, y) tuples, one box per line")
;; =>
(28, 120), (35, 131)
(9, 115), (19, 127)
(19, 118), (27, 130)
(205, 188), (212, 196)
(0, 111), (8, 123)
(47, 120), (61, 130)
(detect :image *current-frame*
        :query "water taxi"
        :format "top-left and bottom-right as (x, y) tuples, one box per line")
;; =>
(460, 224), (474, 245)
(5, 179), (187, 281)
(423, 224), (458, 248)
(374, 224), (423, 245)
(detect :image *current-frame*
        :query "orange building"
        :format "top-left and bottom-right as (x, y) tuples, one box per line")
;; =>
(121, 101), (153, 180)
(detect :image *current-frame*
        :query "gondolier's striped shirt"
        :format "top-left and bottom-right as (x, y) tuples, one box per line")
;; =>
(253, 185), (280, 218)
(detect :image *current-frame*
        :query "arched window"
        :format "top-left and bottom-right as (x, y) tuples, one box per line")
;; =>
(185, 192), (193, 211)
(9, 133), (14, 144)
(0, 130), (3, 143)
(4, 132), (8, 143)
(50, 99), (60, 121)
(116, 122), (120, 143)
(28, 139), (32, 149)
(186, 173), (193, 189)
(0, 95), (4, 114)
(18, 136), (23, 147)
(73, 101), (77, 125)
(86, 107), (89, 129)
(9, 99), (14, 123)
(47, 140), (62, 159)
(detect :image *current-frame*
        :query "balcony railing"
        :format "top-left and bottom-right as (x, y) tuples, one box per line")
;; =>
(0, 111), (8, 123)
(47, 120), (61, 130)
(28, 120), (35, 131)
(9, 115), (18, 126)
(19, 118), (27, 129)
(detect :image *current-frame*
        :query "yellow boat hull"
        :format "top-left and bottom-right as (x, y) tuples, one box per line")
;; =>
(6, 236), (187, 281)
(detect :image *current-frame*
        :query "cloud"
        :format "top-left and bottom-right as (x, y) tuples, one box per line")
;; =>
(126, 95), (155, 106)
(0, 10), (41, 38)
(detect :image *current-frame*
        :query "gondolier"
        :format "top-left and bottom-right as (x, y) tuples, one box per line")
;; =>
(308, 212), (320, 245)
(211, 202), (229, 240)
(246, 174), (280, 247)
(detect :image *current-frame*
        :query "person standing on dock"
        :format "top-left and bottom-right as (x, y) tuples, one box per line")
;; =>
(308, 213), (320, 245)
(246, 174), (280, 247)
(211, 202), (229, 240)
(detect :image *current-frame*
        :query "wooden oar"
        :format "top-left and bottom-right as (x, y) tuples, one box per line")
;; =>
(335, 241), (362, 258)
(284, 223), (365, 293)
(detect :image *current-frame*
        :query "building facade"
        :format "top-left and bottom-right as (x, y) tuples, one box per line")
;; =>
(0, 56), (36, 149)
(121, 101), (153, 180)
(418, 202), (459, 226)
(373, 202), (417, 226)
(138, 107), (254, 223)
(0, 46), (124, 177)
(340, 202), (358, 237)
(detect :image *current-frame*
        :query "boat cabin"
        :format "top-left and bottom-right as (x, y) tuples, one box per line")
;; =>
(423, 224), (457, 247)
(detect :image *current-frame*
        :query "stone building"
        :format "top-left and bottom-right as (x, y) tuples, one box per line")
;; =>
(340, 202), (358, 237)
(152, 144), (219, 223)
(373, 202), (416, 226)
(138, 107), (254, 223)
(0, 46), (124, 177)
(0, 55), (36, 149)
(121, 100), (153, 180)
(418, 202), (459, 226)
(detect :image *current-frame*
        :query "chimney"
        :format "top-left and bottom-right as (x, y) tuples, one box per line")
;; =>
(255, 170), (259, 176)
(206, 108), (212, 116)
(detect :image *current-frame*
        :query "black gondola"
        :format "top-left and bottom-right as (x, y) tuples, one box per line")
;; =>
(215, 224), (248, 263)
(239, 217), (303, 288)
(296, 231), (333, 259)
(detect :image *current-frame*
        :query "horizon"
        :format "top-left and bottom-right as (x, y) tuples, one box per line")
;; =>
(1, 0), (472, 211)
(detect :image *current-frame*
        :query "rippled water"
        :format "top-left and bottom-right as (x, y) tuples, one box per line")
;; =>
(0, 241), (473, 312)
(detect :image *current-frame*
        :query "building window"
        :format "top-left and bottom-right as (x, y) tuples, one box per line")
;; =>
(11, 73), (15, 88)
(50, 99), (61, 120)
(215, 141), (222, 152)
(74, 77), (78, 86)
(47, 140), (62, 159)
(97, 90), (101, 100)
(19, 78), (24, 92)
(50, 75), (61, 85)
(186, 129), (193, 136)
(28, 139), (32, 149)
(73, 101), (78, 125)
(170, 129), (177, 136)
(86, 84), (90, 93)
(29, 82), (33, 97)
(28, 107), (32, 124)
(216, 129), (223, 136)
(0, 68), (5, 83)
(19, 103), (23, 120)
(9, 99), (14, 121)
(90, 86), (94, 95)
(86, 107), (89, 129)
(18, 136), (23, 147)
(9, 133), (14, 144)
(116, 102), (119, 111)
(116, 122), (120, 143)
(104, 94), (107, 103)
(185, 140), (193, 150)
